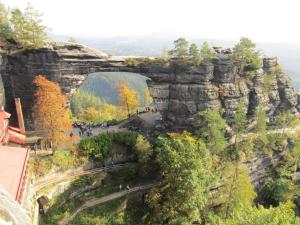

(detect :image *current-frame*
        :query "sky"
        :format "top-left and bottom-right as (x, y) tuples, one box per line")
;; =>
(2, 0), (300, 43)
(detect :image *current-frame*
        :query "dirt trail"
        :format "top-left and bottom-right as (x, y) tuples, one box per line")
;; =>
(58, 183), (156, 225)
(34, 163), (131, 191)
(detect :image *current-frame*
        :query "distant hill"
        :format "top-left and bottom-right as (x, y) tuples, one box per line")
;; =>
(78, 72), (149, 106)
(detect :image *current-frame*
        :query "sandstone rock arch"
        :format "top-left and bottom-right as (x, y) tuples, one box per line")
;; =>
(2, 42), (300, 129)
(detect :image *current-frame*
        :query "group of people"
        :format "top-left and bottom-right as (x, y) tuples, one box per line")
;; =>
(72, 122), (111, 137)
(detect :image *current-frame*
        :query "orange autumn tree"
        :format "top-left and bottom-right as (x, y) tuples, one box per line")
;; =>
(116, 82), (140, 117)
(32, 75), (72, 150)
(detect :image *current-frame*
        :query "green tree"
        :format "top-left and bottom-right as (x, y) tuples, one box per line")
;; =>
(255, 107), (268, 147)
(231, 37), (261, 70)
(146, 132), (215, 224)
(189, 43), (201, 65)
(230, 100), (249, 160)
(259, 178), (292, 207)
(10, 8), (27, 45)
(0, 2), (11, 39)
(209, 202), (299, 225)
(134, 135), (153, 175)
(200, 41), (217, 61)
(291, 141), (300, 180)
(233, 100), (247, 135)
(23, 4), (47, 48)
(275, 111), (299, 133)
(70, 89), (103, 117)
(197, 109), (227, 156)
(220, 163), (256, 218)
(10, 3), (47, 48)
(168, 37), (189, 58)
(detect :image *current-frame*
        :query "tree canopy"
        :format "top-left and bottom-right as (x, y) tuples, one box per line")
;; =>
(32, 75), (72, 149)
(168, 37), (189, 58)
(200, 41), (217, 61)
(197, 109), (228, 155)
(231, 37), (261, 69)
(0, 2), (47, 48)
(146, 132), (215, 224)
(116, 82), (140, 116)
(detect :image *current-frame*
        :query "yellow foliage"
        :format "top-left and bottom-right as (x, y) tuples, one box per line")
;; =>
(144, 87), (153, 106)
(32, 75), (72, 148)
(78, 104), (125, 123)
(116, 82), (140, 116)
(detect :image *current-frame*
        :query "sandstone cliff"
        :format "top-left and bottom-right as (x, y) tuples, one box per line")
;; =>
(0, 42), (299, 129)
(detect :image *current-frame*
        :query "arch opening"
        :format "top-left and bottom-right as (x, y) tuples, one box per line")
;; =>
(70, 71), (162, 130)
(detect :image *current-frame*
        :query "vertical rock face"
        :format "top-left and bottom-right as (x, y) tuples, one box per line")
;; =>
(1, 42), (300, 129)
(148, 52), (300, 129)
(0, 50), (6, 108)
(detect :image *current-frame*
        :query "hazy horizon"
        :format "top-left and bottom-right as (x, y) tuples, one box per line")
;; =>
(3, 0), (300, 43)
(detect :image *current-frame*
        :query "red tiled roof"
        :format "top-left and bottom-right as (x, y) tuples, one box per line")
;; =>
(0, 146), (29, 200)
(8, 127), (26, 144)
(0, 109), (11, 119)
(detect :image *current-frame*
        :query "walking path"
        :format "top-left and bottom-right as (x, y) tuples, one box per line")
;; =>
(34, 163), (131, 192)
(58, 183), (157, 225)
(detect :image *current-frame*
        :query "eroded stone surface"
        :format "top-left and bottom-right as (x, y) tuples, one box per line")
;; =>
(0, 185), (31, 225)
(1, 42), (300, 129)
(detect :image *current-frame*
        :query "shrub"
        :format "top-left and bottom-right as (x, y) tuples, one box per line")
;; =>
(78, 133), (113, 160)
(259, 178), (292, 207)
(112, 131), (138, 152)
(71, 175), (94, 188)
(52, 150), (76, 171)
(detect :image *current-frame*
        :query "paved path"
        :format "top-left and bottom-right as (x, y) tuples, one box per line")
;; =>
(58, 183), (157, 225)
(34, 163), (131, 192)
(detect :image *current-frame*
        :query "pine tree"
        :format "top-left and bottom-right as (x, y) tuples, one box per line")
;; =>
(231, 37), (261, 69)
(146, 132), (215, 224)
(0, 2), (11, 39)
(9, 3), (47, 48)
(200, 41), (217, 61)
(216, 162), (256, 219)
(197, 109), (227, 156)
(168, 37), (189, 58)
(255, 107), (268, 146)
(23, 4), (47, 48)
(189, 43), (201, 65)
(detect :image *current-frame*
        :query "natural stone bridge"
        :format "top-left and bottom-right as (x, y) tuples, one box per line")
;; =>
(1, 42), (300, 129)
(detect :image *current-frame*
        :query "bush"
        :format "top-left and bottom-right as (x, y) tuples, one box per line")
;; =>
(52, 150), (76, 171)
(71, 175), (94, 188)
(259, 178), (292, 207)
(112, 131), (138, 152)
(78, 133), (113, 160)
(30, 156), (53, 177)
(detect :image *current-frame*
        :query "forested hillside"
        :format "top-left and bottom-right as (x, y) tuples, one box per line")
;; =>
(79, 72), (149, 105)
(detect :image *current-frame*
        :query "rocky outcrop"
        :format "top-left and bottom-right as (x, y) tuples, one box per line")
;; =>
(0, 185), (31, 225)
(0, 50), (6, 108)
(2, 42), (300, 129)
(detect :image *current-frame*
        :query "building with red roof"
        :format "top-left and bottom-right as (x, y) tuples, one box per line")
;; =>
(0, 99), (29, 204)
(0, 146), (29, 203)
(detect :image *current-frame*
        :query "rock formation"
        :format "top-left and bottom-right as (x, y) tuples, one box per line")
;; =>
(0, 42), (299, 129)
(0, 185), (31, 225)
